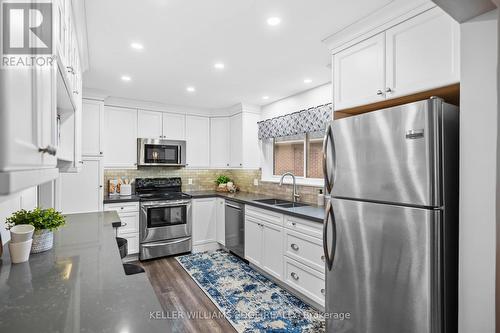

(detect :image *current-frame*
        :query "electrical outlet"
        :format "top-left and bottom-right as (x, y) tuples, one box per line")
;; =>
(253, 179), (259, 186)
(188, 178), (193, 185)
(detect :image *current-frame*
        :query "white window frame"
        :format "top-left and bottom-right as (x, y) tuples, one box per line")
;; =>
(260, 135), (325, 187)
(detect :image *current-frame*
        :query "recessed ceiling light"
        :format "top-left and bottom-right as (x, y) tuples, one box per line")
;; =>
(130, 42), (144, 50)
(186, 86), (196, 92)
(121, 75), (131, 82)
(267, 17), (281, 26)
(214, 62), (225, 69)
(262, 96), (269, 100)
(304, 78), (312, 84)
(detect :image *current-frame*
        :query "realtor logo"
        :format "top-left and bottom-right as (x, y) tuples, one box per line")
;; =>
(2, 1), (52, 55)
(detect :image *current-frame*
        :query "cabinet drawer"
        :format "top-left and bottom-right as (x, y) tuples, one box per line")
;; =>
(121, 233), (139, 255)
(284, 229), (324, 273)
(284, 257), (325, 306)
(285, 215), (322, 239)
(104, 202), (139, 213)
(116, 212), (139, 235)
(246, 205), (283, 227)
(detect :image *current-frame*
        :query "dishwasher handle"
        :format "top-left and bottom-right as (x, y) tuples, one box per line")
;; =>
(225, 202), (243, 210)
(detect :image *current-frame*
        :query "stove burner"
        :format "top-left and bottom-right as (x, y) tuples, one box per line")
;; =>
(135, 177), (190, 202)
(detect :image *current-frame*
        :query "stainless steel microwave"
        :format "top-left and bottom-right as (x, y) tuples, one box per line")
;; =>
(137, 138), (186, 166)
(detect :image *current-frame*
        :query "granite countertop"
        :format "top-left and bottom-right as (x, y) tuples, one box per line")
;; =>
(186, 191), (326, 223)
(103, 191), (325, 222)
(103, 194), (140, 204)
(0, 211), (168, 333)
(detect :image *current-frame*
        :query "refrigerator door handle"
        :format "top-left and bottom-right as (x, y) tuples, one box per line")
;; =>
(323, 200), (336, 270)
(323, 123), (335, 194)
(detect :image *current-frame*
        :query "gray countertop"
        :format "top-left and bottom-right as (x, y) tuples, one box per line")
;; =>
(187, 191), (325, 222)
(103, 191), (325, 222)
(0, 211), (167, 333)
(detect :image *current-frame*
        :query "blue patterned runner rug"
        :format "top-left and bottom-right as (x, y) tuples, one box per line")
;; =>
(176, 250), (325, 332)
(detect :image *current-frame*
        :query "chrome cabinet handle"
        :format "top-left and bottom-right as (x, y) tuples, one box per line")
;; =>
(291, 272), (299, 281)
(39, 145), (57, 156)
(321, 255), (325, 261)
(291, 222), (296, 226)
(376, 89), (384, 96)
(290, 243), (299, 251)
(321, 288), (325, 295)
(323, 200), (336, 271)
(66, 66), (74, 74)
(385, 87), (392, 93)
(73, 90), (79, 95)
(323, 124), (335, 193)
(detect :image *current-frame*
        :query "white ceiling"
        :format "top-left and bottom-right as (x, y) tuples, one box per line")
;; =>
(83, 0), (393, 109)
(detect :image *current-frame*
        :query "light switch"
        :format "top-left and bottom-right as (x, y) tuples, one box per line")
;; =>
(253, 179), (259, 186)
(188, 178), (193, 185)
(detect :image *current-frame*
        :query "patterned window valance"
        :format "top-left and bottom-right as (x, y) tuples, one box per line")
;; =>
(258, 103), (333, 139)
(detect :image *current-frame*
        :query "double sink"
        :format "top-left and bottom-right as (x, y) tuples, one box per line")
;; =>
(253, 198), (309, 209)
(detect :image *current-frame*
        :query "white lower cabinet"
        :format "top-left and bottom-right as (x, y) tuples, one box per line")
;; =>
(245, 206), (325, 306)
(104, 202), (140, 255)
(215, 198), (225, 245)
(192, 198), (217, 251)
(284, 257), (325, 305)
(261, 221), (284, 280)
(244, 217), (263, 266)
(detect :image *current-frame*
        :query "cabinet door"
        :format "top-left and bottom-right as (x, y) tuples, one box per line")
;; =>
(229, 113), (243, 167)
(138, 110), (163, 139)
(210, 117), (230, 168)
(162, 113), (186, 140)
(82, 99), (104, 156)
(186, 116), (210, 167)
(262, 222), (284, 279)
(385, 7), (460, 98)
(333, 33), (386, 110)
(192, 198), (216, 246)
(215, 198), (225, 245)
(244, 218), (262, 266)
(103, 107), (138, 168)
(241, 112), (260, 168)
(59, 158), (103, 214)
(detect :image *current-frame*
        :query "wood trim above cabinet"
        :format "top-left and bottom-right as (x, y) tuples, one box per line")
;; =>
(335, 83), (460, 118)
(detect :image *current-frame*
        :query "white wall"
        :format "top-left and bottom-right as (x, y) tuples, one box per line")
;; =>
(459, 9), (498, 333)
(0, 187), (38, 244)
(261, 83), (332, 120)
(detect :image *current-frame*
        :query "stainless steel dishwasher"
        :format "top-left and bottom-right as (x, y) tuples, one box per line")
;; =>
(225, 200), (245, 259)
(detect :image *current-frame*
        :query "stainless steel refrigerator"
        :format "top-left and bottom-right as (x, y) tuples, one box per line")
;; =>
(322, 97), (459, 333)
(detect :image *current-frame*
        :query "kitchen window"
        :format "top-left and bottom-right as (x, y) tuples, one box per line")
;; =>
(259, 103), (332, 187)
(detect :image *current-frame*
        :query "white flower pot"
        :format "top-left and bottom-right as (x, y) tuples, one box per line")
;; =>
(31, 229), (54, 253)
(9, 239), (32, 263)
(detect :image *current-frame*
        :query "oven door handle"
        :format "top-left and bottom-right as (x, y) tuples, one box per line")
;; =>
(141, 200), (191, 208)
(141, 237), (191, 247)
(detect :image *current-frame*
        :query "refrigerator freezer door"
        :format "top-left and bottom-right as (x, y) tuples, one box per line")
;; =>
(331, 99), (443, 207)
(326, 198), (441, 333)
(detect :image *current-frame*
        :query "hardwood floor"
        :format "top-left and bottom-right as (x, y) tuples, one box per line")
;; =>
(139, 257), (236, 333)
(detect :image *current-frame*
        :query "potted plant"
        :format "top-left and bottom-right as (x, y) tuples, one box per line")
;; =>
(6, 208), (66, 253)
(215, 175), (231, 191)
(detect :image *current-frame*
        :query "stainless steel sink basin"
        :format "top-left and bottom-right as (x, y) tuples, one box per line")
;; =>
(253, 198), (310, 208)
(275, 202), (309, 208)
(254, 198), (290, 205)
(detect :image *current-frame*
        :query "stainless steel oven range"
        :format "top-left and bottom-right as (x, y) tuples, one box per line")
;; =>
(136, 177), (192, 260)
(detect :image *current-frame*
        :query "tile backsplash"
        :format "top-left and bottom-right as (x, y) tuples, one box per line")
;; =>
(104, 168), (323, 205)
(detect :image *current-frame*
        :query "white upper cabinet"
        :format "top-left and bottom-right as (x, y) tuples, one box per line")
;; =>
(229, 113), (243, 167)
(138, 110), (163, 139)
(334, 33), (386, 110)
(241, 112), (261, 169)
(162, 113), (186, 140)
(186, 115), (210, 168)
(82, 99), (104, 156)
(210, 117), (230, 168)
(332, 7), (460, 111)
(385, 7), (460, 99)
(104, 107), (138, 168)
